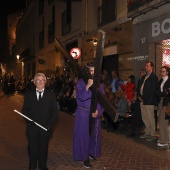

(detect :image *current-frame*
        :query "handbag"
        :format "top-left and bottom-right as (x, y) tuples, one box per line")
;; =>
(165, 103), (170, 116)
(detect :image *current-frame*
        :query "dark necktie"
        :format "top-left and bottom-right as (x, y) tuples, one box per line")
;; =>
(38, 91), (42, 101)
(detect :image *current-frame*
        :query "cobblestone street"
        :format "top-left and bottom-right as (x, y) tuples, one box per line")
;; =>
(0, 91), (170, 170)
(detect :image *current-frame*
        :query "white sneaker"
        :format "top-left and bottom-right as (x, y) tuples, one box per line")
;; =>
(157, 143), (168, 147)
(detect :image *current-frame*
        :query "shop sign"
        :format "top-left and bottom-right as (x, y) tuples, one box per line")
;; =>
(152, 18), (170, 37)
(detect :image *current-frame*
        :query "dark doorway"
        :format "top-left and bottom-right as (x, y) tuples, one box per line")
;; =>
(102, 54), (118, 75)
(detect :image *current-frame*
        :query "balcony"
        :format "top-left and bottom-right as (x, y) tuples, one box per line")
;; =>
(128, 0), (170, 19)
(98, 0), (116, 27)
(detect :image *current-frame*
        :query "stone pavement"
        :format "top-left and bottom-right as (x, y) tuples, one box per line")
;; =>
(0, 91), (170, 170)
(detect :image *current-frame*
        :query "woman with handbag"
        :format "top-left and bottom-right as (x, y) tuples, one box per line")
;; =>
(156, 66), (170, 147)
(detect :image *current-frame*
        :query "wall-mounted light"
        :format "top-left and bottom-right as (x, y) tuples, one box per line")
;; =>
(93, 39), (97, 47)
(16, 55), (20, 60)
(86, 38), (98, 47)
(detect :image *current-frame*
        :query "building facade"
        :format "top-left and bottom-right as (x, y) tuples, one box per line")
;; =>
(14, 0), (133, 80)
(128, 0), (170, 78)
(6, 10), (24, 78)
(81, 0), (133, 81)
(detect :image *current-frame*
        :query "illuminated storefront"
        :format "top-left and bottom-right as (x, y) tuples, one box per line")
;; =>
(132, 4), (170, 77)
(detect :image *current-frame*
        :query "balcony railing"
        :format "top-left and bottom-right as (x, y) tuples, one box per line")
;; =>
(128, 0), (152, 12)
(128, 0), (170, 18)
(98, 0), (116, 27)
(62, 9), (71, 36)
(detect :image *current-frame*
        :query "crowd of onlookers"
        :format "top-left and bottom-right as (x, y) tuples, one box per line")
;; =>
(0, 72), (78, 115)
(1, 61), (170, 148)
(100, 68), (144, 138)
(101, 62), (170, 148)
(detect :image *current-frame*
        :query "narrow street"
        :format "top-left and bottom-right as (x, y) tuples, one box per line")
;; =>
(0, 91), (170, 170)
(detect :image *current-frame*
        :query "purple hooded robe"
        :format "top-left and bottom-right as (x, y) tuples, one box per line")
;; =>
(73, 78), (104, 162)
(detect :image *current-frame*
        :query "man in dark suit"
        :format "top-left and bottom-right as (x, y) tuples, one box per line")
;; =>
(22, 73), (58, 170)
(138, 61), (158, 141)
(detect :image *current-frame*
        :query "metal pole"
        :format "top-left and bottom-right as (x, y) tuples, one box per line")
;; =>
(14, 110), (47, 131)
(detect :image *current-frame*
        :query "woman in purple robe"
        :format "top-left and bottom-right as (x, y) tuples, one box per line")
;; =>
(73, 62), (104, 168)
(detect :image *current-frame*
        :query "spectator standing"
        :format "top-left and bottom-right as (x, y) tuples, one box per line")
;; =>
(111, 70), (122, 94)
(156, 66), (170, 147)
(73, 62), (104, 168)
(139, 61), (158, 141)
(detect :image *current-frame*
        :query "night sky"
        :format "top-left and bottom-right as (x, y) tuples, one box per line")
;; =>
(0, 0), (26, 14)
(0, 0), (26, 62)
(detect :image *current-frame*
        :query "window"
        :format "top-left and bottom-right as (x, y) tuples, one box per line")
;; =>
(48, 0), (53, 5)
(98, 0), (116, 27)
(62, 9), (71, 35)
(48, 5), (55, 43)
(39, 0), (44, 16)
(39, 31), (44, 49)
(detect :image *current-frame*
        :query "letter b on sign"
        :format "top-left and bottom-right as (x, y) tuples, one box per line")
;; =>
(152, 18), (170, 37)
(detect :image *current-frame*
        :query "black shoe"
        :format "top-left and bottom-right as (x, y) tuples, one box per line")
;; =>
(127, 131), (136, 138)
(83, 160), (92, 168)
(38, 167), (49, 170)
(29, 166), (36, 170)
(89, 155), (96, 160)
(107, 127), (114, 132)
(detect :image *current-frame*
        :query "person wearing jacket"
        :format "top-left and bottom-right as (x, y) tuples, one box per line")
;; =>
(156, 66), (170, 147)
(120, 75), (135, 107)
(111, 70), (122, 94)
(22, 73), (58, 170)
(138, 61), (158, 141)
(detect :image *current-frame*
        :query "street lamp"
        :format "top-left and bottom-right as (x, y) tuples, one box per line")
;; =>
(93, 39), (97, 47)
(16, 55), (20, 60)
(16, 55), (24, 78)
